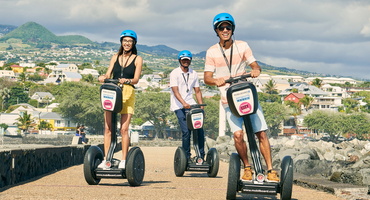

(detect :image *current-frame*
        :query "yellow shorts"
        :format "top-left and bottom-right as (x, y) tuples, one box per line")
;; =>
(120, 84), (135, 114)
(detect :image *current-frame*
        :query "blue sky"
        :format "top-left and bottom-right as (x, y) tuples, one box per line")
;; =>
(1, 0), (370, 80)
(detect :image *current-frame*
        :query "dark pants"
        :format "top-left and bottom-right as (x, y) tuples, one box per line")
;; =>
(174, 109), (205, 159)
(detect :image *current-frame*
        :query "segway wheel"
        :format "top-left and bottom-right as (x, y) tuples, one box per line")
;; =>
(174, 147), (187, 177)
(206, 148), (219, 177)
(126, 147), (145, 186)
(226, 153), (241, 200)
(83, 146), (104, 185)
(280, 156), (293, 200)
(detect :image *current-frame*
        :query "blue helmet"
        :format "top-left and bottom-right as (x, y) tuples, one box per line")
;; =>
(120, 30), (137, 43)
(178, 50), (192, 60)
(213, 13), (235, 32)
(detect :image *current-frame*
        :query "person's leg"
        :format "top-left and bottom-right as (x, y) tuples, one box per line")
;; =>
(251, 104), (279, 182)
(120, 114), (132, 161)
(98, 111), (112, 168)
(103, 111), (112, 157)
(198, 128), (205, 159)
(256, 131), (272, 170)
(225, 107), (250, 167)
(175, 109), (191, 159)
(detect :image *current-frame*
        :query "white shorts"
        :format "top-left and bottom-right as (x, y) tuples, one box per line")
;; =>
(225, 104), (268, 134)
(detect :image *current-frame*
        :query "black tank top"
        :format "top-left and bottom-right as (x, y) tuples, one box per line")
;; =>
(112, 55), (137, 79)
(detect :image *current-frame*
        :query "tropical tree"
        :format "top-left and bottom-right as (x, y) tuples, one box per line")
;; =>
(341, 98), (359, 113)
(260, 102), (290, 136)
(203, 96), (220, 140)
(56, 81), (104, 134)
(96, 66), (108, 76)
(0, 123), (8, 132)
(8, 86), (30, 106)
(82, 74), (95, 83)
(141, 63), (153, 75)
(133, 92), (173, 138)
(311, 78), (323, 88)
(299, 95), (314, 111)
(93, 60), (100, 67)
(38, 120), (52, 131)
(18, 72), (27, 83)
(14, 111), (34, 134)
(284, 100), (301, 133)
(264, 79), (278, 94)
(0, 87), (11, 111)
(258, 93), (282, 103)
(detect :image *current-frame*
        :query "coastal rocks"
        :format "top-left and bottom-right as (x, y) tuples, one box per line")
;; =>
(206, 136), (370, 187)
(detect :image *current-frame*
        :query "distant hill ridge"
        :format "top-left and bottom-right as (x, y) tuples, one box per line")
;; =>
(0, 22), (342, 78)
(0, 22), (94, 45)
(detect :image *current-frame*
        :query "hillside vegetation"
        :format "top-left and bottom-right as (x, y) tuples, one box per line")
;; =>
(0, 21), (346, 78)
(0, 22), (95, 46)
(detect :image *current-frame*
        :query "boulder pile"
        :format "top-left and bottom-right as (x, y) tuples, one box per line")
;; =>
(206, 135), (370, 187)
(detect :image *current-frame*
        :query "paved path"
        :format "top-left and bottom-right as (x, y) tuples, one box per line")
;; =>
(0, 146), (346, 200)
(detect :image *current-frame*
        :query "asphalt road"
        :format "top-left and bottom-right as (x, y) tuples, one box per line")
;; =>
(0, 146), (345, 200)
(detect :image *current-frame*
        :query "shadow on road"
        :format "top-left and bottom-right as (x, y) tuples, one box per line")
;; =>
(99, 180), (171, 187)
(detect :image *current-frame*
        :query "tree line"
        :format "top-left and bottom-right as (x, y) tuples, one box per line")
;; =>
(1, 76), (369, 140)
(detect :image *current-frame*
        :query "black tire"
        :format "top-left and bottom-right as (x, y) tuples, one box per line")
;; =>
(206, 148), (219, 177)
(126, 147), (145, 186)
(280, 156), (293, 200)
(83, 146), (104, 185)
(174, 147), (187, 177)
(127, 146), (139, 161)
(226, 153), (241, 200)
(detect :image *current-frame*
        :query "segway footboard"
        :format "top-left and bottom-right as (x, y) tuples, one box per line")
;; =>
(241, 182), (279, 195)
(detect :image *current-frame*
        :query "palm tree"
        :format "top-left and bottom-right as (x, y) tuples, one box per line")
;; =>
(312, 78), (323, 88)
(299, 95), (314, 111)
(0, 87), (11, 111)
(14, 111), (34, 134)
(19, 72), (27, 83)
(264, 79), (277, 94)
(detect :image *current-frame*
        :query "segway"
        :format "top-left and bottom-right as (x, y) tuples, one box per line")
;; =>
(83, 79), (145, 186)
(225, 74), (293, 200)
(174, 104), (220, 177)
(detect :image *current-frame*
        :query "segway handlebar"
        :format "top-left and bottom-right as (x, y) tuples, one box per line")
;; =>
(104, 79), (119, 84)
(225, 74), (252, 84)
(189, 104), (207, 109)
(104, 79), (136, 88)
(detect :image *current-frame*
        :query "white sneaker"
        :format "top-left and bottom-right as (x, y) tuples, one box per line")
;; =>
(97, 160), (108, 169)
(118, 160), (126, 169)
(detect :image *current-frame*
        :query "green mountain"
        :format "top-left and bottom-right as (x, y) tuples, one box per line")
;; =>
(0, 22), (94, 46)
(0, 24), (17, 35)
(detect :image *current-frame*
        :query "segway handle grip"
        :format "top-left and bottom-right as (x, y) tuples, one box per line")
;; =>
(190, 104), (207, 109)
(104, 79), (119, 84)
(225, 74), (252, 83)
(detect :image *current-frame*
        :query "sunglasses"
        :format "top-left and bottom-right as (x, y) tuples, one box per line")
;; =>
(217, 25), (232, 31)
(122, 39), (134, 44)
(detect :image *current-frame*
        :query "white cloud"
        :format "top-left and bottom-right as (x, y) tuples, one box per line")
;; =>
(1, 0), (370, 79)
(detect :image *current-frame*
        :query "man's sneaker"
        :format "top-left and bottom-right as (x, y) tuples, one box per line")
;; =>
(266, 170), (280, 182)
(242, 166), (253, 181)
(118, 160), (126, 169)
(97, 160), (108, 169)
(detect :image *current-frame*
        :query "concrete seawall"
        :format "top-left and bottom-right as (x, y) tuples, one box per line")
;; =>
(0, 135), (181, 189)
(0, 144), (102, 188)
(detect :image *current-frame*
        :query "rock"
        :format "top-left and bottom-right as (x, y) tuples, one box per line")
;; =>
(205, 137), (216, 149)
(295, 159), (333, 177)
(294, 154), (311, 162)
(214, 134), (370, 187)
(364, 142), (370, 151)
(216, 135), (231, 144)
